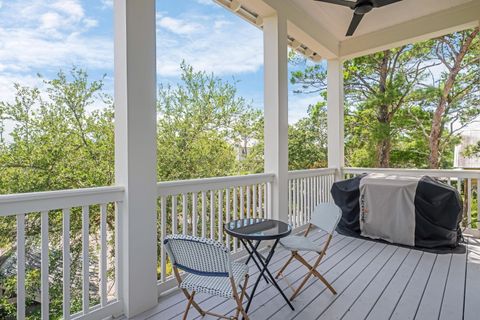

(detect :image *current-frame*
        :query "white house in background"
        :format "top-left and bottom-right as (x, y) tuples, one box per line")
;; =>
(455, 130), (480, 169)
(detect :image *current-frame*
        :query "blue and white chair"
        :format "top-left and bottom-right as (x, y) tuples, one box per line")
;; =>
(276, 203), (342, 301)
(164, 234), (250, 320)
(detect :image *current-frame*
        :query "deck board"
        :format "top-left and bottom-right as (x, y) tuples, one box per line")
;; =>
(390, 251), (436, 320)
(439, 249), (467, 320)
(341, 247), (410, 320)
(365, 249), (423, 320)
(415, 253), (452, 320)
(464, 237), (480, 320)
(134, 234), (480, 320)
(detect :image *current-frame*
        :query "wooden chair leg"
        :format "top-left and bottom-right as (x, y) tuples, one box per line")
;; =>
(231, 276), (249, 320)
(290, 251), (336, 300)
(174, 266), (205, 317)
(276, 252), (295, 279)
(290, 268), (314, 301)
(311, 269), (336, 294)
(182, 290), (196, 320)
(180, 288), (205, 316)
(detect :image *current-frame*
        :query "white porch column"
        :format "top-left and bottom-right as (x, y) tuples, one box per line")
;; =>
(327, 59), (345, 180)
(263, 14), (289, 222)
(114, 0), (158, 317)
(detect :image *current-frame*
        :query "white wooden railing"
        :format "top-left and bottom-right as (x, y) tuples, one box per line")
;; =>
(287, 168), (336, 228)
(2, 167), (479, 319)
(343, 167), (480, 234)
(0, 186), (124, 320)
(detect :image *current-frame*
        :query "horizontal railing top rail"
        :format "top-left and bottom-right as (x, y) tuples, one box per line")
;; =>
(157, 173), (275, 196)
(343, 167), (480, 178)
(0, 186), (125, 216)
(288, 168), (337, 179)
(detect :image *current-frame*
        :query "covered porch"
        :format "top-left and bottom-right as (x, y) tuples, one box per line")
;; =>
(0, 0), (479, 319)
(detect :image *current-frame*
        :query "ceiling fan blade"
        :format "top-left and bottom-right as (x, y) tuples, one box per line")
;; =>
(346, 13), (364, 36)
(315, 0), (357, 9)
(371, 0), (402, 8)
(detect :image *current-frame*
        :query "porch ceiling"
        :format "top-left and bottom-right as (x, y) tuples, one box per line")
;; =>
(217, 0), (480, 60)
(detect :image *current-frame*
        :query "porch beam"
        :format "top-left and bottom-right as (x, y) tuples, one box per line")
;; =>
(327, 59), (344, 180)
(114, 0), (158, 317)
(263, 13), (289, 222)
(262, 0), (339, 58)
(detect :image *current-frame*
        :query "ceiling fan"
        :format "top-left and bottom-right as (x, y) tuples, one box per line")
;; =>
(315, 0), (403, 36)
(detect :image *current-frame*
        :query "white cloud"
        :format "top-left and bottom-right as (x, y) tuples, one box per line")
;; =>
(101, 0), (113, 9)
(0, 0), (113, 138)
(40, 12), (63, 30)
(0, 0), (112, 103)
(156, 13), (263, 77)
(84, 18), (99, 28)
(158, 16), (203, 35)
(51, 0), (84, 21)
(195, 0), (216, 6)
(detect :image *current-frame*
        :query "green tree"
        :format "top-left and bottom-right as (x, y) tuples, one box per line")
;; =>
(289, 102), (328, 170)
(425, 27), (479, 168)
(291, 44), (435, 168)
(156, 63), (263, 181)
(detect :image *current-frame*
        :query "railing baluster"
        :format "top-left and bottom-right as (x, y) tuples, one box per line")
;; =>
(17, 214), (25, 320)
(182, 194), (188, 235)
(240, 186), (244, 220)
(218, 189), (223, 242)
(41, 211), (49, 319)
(467, 178), (472, 227)
(266, 182), (272, 219)
(258, 183), (262, 219)
(288, 180), (292, 225)
(201, 192), (207, 238)
(82, 206), (90, 314)
(233, 187), (238, 252)
(295, 179), (299, 227)
(172, 195), (177, 234)
(477, 179), (480, 230)
(301, 178), (305, 225)
(252, 184), (257, 219)
(311, 177), (314, 220)
(323, 176), (326, 202)
(192, 193), (198, 236)
(115, 202), (123, 303)
(210, 190), (215, 239)
(160, 197), (167, 282)
(63, 208), (71, 320)
(246, 186), (251, 219)
(100, 204), (108, 307)
(226, 189), (231, 250)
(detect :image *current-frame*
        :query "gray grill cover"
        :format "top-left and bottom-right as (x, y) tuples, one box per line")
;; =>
(331, 174), (463, 249)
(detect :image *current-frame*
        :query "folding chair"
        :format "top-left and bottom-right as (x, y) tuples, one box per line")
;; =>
(276, 203), (342, 301)
(164, 234), (250, 320)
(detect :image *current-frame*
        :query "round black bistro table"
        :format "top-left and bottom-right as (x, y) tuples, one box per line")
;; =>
(225, 218), (295, 313)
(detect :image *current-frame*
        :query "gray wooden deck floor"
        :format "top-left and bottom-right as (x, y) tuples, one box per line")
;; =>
(132, 230), (480, 320)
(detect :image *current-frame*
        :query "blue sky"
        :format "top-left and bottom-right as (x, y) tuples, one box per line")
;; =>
(0, 0), (321, 123)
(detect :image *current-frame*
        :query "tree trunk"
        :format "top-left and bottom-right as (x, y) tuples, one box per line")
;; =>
(376, 51), (391, 168)
(377, 134), (391, 168)
(428, 27), (479, 169)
